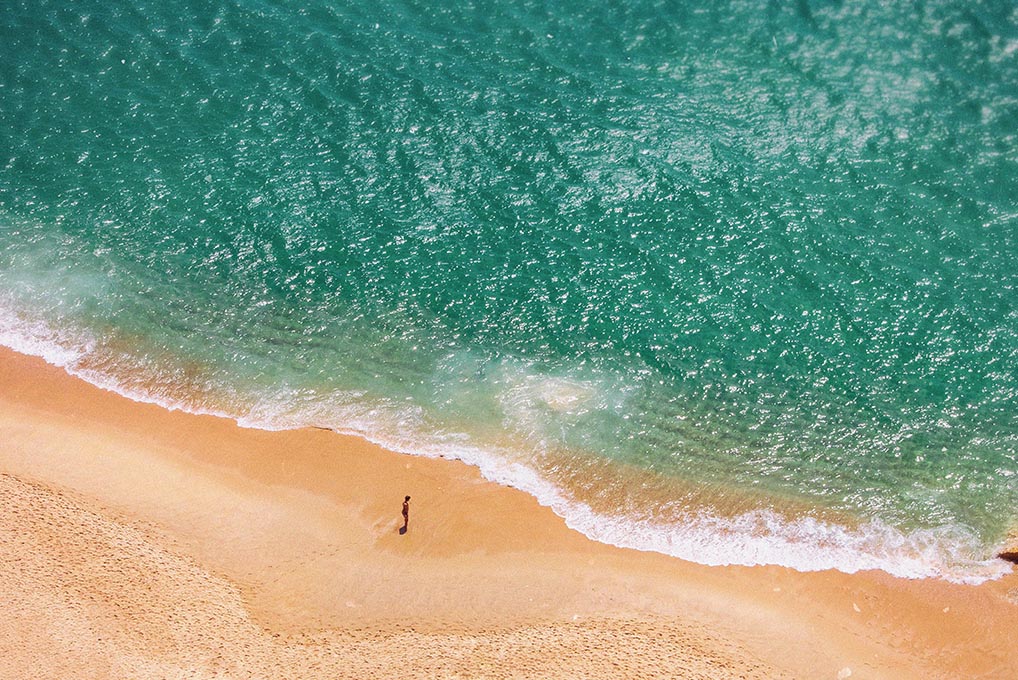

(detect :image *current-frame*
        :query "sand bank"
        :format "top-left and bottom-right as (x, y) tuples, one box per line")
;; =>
(1, 346), (1016, 679)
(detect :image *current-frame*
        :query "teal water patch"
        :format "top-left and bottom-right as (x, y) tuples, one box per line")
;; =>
(2, 0), (1017, 581)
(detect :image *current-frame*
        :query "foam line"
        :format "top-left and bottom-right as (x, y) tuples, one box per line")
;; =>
(0, 309), (1010, 585)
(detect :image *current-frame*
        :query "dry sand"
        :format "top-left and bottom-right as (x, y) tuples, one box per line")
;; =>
(1, 346), (1016, 679)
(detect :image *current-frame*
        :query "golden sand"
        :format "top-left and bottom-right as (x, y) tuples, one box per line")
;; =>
(1, 346), (1016, 679)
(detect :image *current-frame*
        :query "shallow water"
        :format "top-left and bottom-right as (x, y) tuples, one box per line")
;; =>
(2, 0), (1017, 582)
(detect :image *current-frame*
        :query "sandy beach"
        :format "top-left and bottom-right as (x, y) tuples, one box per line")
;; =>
(1, 345), (1016, 679)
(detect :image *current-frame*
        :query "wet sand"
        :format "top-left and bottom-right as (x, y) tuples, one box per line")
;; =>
(1, 346), (1016, 679)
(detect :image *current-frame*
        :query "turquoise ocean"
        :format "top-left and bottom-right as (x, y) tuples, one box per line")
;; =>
(2, 0), (1017, 582)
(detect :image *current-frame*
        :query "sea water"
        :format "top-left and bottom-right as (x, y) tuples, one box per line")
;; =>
(2, 0), (1017, 582)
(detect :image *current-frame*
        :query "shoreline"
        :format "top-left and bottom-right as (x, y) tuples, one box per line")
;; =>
(2, 345), (1017, 678)
(9, 327), (1008, 586)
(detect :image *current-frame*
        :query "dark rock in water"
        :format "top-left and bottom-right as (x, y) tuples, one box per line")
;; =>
(1000, 531), (1018, 564)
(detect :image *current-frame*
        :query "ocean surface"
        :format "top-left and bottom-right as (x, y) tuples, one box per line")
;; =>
(2, 0), (1017, 583)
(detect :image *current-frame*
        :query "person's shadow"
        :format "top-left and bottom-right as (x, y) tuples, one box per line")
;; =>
(399, 526), (407, 535)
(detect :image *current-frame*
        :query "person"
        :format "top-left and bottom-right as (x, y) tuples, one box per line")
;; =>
(401, 495), (410, 533)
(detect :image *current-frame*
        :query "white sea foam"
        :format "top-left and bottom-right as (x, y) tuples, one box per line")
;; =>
(0, 303), (92, 369)
(244, 381), (1011, 585)
(558, 505), (1012, 585)
(336, 423), (1013, 584)
(349, 418), (1012, 584)
(0, 305), (1011, 586)
(0, 299), (237, 422)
